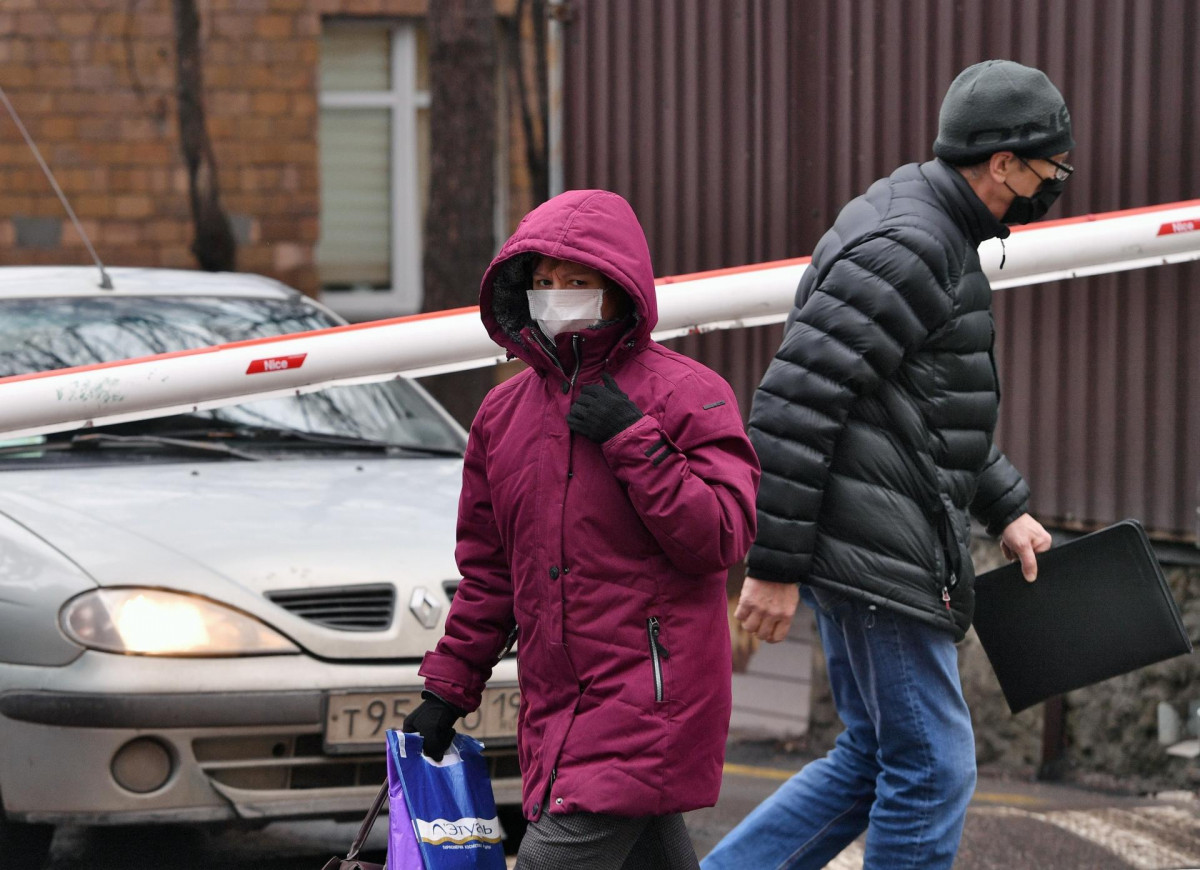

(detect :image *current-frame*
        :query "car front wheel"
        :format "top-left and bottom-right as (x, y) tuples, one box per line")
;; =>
(0, 807), (53, 870)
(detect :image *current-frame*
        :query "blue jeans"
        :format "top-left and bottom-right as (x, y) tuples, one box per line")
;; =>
(703, 586), (975, 870)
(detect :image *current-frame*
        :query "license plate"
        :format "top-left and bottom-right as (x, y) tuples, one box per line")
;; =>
(324, 686), (520, 752)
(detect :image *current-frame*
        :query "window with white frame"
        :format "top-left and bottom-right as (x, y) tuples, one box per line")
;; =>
(317, 20), (430, 321)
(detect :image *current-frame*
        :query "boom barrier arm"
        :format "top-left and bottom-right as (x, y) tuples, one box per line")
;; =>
(0, 199), (1197, 440)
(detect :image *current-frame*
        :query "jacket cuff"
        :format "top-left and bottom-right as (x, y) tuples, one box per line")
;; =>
(748, 571), (800, 585)
(747, 541), (809, 585)
(420, 689), (467, 719)
(986, 500), (1029, 538)
(418, 651), (483, 714)
(746, 559), (801, 585)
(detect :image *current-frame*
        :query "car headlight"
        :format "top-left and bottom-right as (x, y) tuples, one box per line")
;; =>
(61, 588), (299, 656)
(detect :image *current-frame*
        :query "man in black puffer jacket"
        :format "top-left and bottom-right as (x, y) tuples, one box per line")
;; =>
(704, 60), (1069, 870)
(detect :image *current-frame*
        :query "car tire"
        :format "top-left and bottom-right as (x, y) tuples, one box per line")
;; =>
(0, 808), (53, 870)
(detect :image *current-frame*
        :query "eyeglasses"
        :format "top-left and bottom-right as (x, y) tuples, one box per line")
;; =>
(1019, 155), (1074, 183)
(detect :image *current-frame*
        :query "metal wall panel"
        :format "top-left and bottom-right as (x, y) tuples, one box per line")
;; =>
(561, 0), (1199, 541)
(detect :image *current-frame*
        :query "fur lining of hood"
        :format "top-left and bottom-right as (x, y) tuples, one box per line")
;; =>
(490, 251), (539, 344)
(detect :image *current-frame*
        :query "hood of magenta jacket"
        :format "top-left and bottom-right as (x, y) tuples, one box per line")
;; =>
(480, 189), (657, 375)
(420, 190), (760, 821)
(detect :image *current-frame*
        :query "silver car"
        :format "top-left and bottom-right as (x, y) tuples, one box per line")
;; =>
(0, 267), (520, 867)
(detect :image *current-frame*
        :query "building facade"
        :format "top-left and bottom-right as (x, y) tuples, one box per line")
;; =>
(0, 0), (539, 323)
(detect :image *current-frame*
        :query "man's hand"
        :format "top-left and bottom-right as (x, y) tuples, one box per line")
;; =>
(1000, 513), (1053, 582)
(735, 576), (800, 643)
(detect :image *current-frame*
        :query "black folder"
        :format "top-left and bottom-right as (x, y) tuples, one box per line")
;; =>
(972, 519), (1192, 714)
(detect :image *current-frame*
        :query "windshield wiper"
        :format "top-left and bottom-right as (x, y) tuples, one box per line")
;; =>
(0, 432), (264, 461)
(233, 427), (465, 457)
(143, 422), (464, 458)
(75, 433), (264, 461)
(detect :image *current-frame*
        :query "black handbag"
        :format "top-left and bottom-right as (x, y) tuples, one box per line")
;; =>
(321, 780), (388, 870)
(974, 519), (1192, 713)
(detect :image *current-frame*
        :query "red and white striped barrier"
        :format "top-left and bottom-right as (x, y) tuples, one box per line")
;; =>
(0, 199), (1197, 440)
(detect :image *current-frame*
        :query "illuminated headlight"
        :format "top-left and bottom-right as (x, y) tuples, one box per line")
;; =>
(61, 588), (299, 656)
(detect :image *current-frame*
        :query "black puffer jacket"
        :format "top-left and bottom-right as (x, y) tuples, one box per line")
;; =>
(748, 159), (1029, 639)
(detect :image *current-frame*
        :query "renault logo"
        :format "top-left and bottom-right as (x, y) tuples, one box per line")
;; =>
(409, 587), (443, 629)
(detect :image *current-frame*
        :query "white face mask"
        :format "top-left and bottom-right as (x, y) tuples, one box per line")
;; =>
(527, 288), (604, 341)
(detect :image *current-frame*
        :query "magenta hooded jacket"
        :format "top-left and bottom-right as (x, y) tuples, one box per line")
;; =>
(419, 190), (760, 821)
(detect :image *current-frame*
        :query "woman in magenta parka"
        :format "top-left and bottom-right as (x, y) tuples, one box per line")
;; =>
(404, 189), (760, 868)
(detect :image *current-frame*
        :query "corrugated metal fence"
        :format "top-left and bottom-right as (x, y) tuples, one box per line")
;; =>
(561, 0), (1200, 541)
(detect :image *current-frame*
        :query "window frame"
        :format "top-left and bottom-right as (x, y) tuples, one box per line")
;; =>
(317, 22), (429, 321)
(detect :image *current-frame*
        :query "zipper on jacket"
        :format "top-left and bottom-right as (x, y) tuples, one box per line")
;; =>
(933, 495), (963, 598)
(646, 617), (670, 703)
(565, 334), (583, 394)
(530, 326), (566, 375)
(558, 334), (585, 575)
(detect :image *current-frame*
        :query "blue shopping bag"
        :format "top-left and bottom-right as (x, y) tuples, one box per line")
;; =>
(385, 730), (507, 870)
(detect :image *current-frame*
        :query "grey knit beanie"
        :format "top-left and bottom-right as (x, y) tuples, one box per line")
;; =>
(933, 59), (1074, 165)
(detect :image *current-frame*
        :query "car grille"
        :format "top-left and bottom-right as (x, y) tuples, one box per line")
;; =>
(266, 584), (395, 631)
(194, 732), (520, 791)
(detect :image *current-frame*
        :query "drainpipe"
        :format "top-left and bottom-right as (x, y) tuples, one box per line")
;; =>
(546, 0), (569, 196)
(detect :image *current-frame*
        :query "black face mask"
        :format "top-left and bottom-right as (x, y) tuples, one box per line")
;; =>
(1002, 177), (1066, 224)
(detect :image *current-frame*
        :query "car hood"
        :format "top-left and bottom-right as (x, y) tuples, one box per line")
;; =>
(0, 457), (465, 660)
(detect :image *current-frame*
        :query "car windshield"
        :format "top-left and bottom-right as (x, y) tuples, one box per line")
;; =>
(0, 295), (466, 463)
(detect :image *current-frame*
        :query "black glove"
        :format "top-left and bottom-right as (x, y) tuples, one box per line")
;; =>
(567, 372), (644, 443)
(402, 691), (465, 762)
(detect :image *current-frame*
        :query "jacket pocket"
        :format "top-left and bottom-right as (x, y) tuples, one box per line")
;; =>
(935, 493), (965, 591)
(646, 616), (670, 704)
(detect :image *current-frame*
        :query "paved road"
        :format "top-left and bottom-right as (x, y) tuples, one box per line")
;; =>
(688, 741), (1200, 869)
(43, 817), (392, 869)
(43, 741), (1200, 868)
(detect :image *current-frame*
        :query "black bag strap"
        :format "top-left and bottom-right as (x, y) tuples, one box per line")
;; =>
(346, 780), (389, 860)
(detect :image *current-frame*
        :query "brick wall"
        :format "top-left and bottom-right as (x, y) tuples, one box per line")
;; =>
(0, 0), (521, 297)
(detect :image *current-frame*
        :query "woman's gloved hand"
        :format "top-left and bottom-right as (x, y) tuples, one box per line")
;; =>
(567, 372), (644, 443)
(402, 691), (466, 762)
